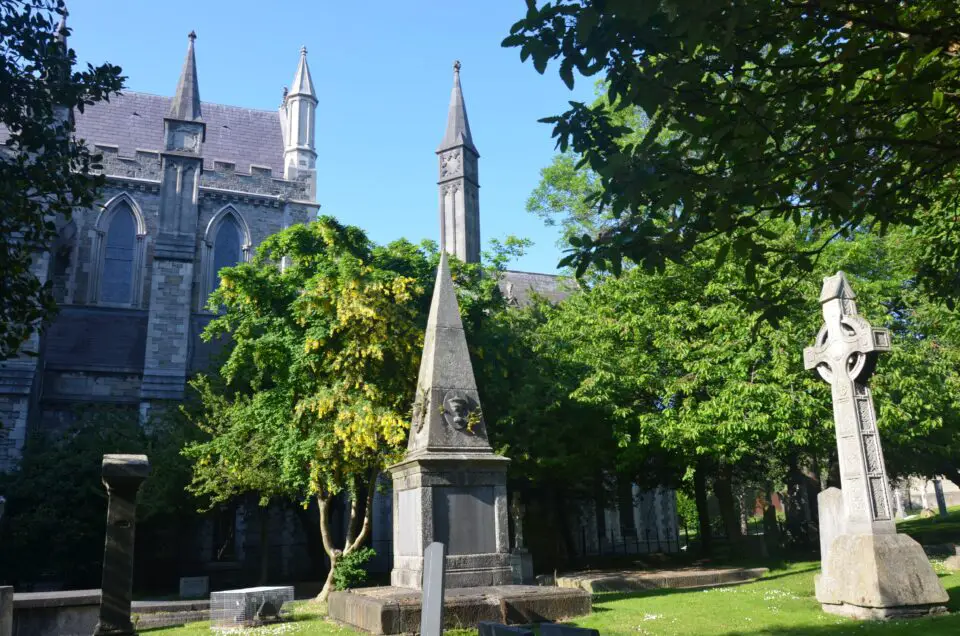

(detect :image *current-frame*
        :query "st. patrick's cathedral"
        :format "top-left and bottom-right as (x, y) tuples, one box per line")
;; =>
(0, 30), (678, 584)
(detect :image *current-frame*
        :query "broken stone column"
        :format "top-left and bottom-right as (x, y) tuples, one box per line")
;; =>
(804, 272), (947, 619)
(95, 454), (150, 635)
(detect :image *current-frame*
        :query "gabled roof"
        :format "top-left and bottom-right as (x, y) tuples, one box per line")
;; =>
(73, 91), (285, 174)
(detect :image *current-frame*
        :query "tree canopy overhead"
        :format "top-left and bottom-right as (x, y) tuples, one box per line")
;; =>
(0, 0), (123, 359)
(504, 0), (960, 312)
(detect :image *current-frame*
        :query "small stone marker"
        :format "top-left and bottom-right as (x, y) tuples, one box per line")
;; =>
(178, 576), (209, 599)
(540, 624), (600, 636)
(420, 542), (446, 636)
(816, 488), (844, 578)
(933, 479), (948, 517)
(804, 272), (947, 619)
(95, 454), (150, 636)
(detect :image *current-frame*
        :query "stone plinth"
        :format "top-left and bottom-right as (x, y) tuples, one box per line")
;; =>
(815, 533), (949, 619)
(328, 585), (591, 635)
(1, 586), (12, 636)
(389, 452), (511, 589)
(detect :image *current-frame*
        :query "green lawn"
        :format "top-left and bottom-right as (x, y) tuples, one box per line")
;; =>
(898, 505), (960, 545)
(144, 561), (960, 635)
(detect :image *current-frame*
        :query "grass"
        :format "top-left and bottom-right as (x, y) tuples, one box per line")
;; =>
(897, 505), (960, 545)
(144, 560), (960, 636)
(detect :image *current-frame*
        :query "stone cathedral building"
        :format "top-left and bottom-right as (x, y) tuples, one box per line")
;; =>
(0, 29), (677, 584)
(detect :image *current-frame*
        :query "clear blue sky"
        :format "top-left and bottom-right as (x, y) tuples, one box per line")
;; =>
(67, 0), (595, 274)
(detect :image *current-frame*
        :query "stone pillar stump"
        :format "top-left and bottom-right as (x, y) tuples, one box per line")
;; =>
(95, 454), (150, 636)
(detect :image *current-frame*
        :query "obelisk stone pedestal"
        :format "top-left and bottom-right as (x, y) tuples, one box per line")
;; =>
(805, 273), (946, 619)
(95, 454), (150, 636)
(329, 254), (590, 633)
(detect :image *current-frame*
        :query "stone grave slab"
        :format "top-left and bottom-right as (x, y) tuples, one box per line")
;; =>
(328, 585), (591, 635)
(178, 576), (209, 600)
(210, 586), (293, 628)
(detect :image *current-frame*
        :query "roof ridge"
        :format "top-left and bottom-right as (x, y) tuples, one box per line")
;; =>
(118, 89), (283, 116)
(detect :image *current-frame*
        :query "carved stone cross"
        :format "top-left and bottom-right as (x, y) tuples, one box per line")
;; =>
(804, 272), (894, 535)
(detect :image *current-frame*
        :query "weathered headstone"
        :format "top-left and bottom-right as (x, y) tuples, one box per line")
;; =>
(933, 479), (948, 517)
(178, 576), (209, 599)
(892, 486), (905, 519)
(804, 272), (947, 619)
(95, 454), (150, 636)
(420, 542), (446, 636)
(816, 488), (844, 578)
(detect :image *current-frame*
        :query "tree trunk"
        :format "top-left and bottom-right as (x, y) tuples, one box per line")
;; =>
(737, 484), (750, 536)
(258, 500), (270, 585)
(714, 466), (743, 548)
(693, 460), (712, 556)
(315, 470), (380, 603)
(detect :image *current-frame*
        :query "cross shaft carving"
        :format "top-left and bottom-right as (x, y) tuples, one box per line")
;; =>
(803, 272), (895, 535)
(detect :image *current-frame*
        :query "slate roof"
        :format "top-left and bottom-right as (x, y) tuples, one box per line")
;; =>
(73, 91), (285, 174)
(500, 270), (576, 306)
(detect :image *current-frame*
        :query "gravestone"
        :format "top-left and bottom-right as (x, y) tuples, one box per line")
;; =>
(178, 576), (209, 599)
(804, 272), (947, 619)
(95, 454), (150, 636)
(420, 542), (446, 636)
(389, 253), (511, 589)
(816, 488), (844, 577)
(933, 479), (948, 517)
(892, 486), (905, 519)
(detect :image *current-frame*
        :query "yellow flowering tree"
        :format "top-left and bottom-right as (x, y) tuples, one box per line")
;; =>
(183, 217), (427, 600)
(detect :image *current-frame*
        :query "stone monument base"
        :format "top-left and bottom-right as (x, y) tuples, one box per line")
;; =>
(510, 550), (534, 584)
(816, 533), (948, 619)
(328, 585), (591, 635)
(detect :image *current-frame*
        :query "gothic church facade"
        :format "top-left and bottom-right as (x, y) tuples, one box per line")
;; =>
(0, 28), (677, 583)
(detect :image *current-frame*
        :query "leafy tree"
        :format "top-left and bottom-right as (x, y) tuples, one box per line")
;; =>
(0, 0), (123, 359)
(182, 217), (518, 600)
(524, 137), (960, 546)
(0, 406), (197, 590)
(504, 1), (960, 312)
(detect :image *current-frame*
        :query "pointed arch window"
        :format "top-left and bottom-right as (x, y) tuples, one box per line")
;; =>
(90, 194), (147, 307)
(201, 206), (251, 310)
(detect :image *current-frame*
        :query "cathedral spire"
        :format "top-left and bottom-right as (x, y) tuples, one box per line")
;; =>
(168, 31), (202, 122)
(55, 10), (68, 48)
(281, 46), (317, 197)
(288, 45), (316, 99)
(438, 60), (477, 155)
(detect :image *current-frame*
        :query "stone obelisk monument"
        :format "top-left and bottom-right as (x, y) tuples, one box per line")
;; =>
(804, 272), (947, 619)
(389, 252), (512, 588)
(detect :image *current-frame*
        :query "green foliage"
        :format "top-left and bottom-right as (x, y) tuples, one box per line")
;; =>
(332, 547), (376, 591)
(504, 1), (960, 309)
(0, 406), (197, 588)
(0, 0), (124, 360)
(675, 491), (698, 531)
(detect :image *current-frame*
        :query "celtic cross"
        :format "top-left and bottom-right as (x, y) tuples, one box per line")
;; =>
(803, 272), (894, 535)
